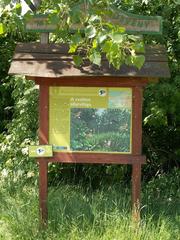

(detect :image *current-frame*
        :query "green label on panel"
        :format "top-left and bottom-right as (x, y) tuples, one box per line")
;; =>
(28, 145), (53, 157)
(25, 15), (56, 32)
(109, 9), (162, 35)
(49, 87), (132, 154)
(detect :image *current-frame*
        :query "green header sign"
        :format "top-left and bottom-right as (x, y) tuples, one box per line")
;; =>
(110, 9), (162, 35)
(28, 145), (53, 158)
(25, 15), (56, 33)
(25, 10), (162, 35)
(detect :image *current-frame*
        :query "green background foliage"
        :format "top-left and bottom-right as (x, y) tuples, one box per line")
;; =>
(70, 108), (131, 152)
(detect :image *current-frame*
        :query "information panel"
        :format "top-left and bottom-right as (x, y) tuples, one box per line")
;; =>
(49, 87), (132, 154)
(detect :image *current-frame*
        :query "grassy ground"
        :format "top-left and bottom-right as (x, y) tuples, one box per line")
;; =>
(0, 170), (179, 240)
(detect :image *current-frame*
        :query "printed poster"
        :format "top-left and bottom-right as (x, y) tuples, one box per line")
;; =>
(49, 87), (132, 154)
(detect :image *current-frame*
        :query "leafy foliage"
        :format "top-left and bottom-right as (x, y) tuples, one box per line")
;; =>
(0, 0), (145, 70)
(0, 76), (38, 183)
(71, 108), (131, 152)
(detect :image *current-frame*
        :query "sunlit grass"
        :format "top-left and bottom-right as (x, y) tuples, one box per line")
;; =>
(0, 171), (179, 240)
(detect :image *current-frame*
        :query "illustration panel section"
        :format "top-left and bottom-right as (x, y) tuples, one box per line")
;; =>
(70, 108), (131, 153)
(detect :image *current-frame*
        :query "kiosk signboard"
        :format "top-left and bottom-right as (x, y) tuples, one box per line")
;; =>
(49, 87), (132, 154)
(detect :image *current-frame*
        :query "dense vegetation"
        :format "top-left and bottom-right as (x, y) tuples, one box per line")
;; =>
(71, 108), (131, 152)
(0, 169), (179, 239)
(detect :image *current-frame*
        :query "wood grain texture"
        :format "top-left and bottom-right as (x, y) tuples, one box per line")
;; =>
(9, 43), (170, 78)
(39, 85), (49, 144)
(42, 153), (146, 164)
(132, 163), (142, 221)
(15, 43), (167, 54)
(132, 86), (143, 155)
(34, 76), (148, 87)
(38, 161), (48, 225)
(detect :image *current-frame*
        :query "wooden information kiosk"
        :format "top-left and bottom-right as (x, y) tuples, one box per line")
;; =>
(9, 42), (170, 224)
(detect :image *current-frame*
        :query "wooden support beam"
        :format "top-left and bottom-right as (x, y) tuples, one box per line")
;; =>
(131, 84), (145, 221)
(38, 84), (49, 225)
(39, 160), (48, 226)
(132, 163), (142, 221)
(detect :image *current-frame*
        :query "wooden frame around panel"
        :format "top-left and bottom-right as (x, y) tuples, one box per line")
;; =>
(36, 76), (147, 164)
(33, 76), (148, 224)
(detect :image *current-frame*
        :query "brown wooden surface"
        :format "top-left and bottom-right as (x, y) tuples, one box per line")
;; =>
(38, 161), (48, 225)
(39, 85), (49, 144)
(43, 153), (146, 164)
(132, 163), (142, 221)
(9, 60), (170, 78)
(15, 43), (167, 54)
(38, 84), (49, 224)
(132, 87), (143, 155)
(34, 76), (148, 87)
(9, 43), (170, 78)
(131, 86), (143, 221)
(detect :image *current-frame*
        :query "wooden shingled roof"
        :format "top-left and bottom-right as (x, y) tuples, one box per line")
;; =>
(9, 43), (170, 78)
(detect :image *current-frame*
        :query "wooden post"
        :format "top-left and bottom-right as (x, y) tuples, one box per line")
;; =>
(132, 163), (141, 221)
(39, 160), (48, 225)
(38, 84), (49, 225)
(40, 33), (49, 44)
(131, 86), (143, 221)
(37, 26), (49, 226)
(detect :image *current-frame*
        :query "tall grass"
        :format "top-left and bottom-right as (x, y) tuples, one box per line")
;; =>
(0, 169), (179, 240)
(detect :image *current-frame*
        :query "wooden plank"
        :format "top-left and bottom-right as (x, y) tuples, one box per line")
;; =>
(15, 43), (70, 54)
(34, 76), (148, 87)
(9, 60), (170, 78)
(15, 43), (167, 54)
(13, 52), (167, 62)
(40, 33), (49, 44)
(38, 161), (48, 225)
(39, 85), (49, 144)
(132, 163), (142, 221)
(45, 153), (146, 164)
(132, 86), (143, 155)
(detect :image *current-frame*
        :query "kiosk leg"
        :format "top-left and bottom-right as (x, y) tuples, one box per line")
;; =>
(132, 163), (141, 221)
(39, 160), (48, 226)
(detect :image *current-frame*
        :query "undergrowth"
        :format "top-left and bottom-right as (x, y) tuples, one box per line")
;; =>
(0, 168), (179, 240)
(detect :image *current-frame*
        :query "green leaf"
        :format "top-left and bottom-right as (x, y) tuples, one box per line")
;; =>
(111, 58), (121, 69)
(73, 55), (83, 67)
(89, 50), (101, 66)
(97, 34), (107, 44)
(15, 3), (22, 15)
(69, 44), (78, 53)
(131, 55), (145, 70)
(0, 23), (5, 35)
(92, 39), (97, 48)
(85, 25), (97, 39)
(102, 41), (112, 53)
(89, 15), (101, 23)
(109, 32), (124, 43)
(132, 42), (145, 53)
(71, 33), (82, 44)
(49, 14), (59, 25)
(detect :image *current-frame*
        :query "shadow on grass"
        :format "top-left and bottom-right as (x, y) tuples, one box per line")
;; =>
(48, 183), (131, 231)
